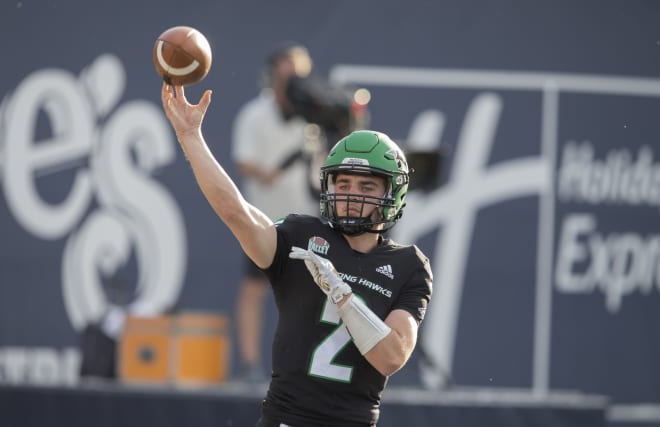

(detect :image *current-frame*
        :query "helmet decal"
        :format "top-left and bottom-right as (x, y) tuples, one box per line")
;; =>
(341, 157), (370, 166)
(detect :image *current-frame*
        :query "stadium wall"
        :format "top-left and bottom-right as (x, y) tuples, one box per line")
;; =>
(1, 1), (659, 426)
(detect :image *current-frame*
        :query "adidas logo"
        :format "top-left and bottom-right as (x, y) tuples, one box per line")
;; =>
(375, 264), (394, 279)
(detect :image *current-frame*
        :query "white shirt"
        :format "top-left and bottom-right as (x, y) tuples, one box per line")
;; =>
(231, 90), (318, 220)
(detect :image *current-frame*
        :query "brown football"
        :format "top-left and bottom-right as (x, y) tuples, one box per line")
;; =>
(153, 26), (212, 86)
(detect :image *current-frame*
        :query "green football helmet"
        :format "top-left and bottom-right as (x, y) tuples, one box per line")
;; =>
(320, 130), (410, 235)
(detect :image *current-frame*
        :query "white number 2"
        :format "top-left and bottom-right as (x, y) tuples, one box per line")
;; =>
(308, 299), (353, 382)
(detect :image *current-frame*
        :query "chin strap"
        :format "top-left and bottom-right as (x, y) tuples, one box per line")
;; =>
(338, 294), (391, 355)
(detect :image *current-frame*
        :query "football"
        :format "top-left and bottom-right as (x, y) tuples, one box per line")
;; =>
(153, 26), (212, 86)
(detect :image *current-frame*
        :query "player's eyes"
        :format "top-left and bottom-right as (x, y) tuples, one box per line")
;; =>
(361, 184), (379, 193)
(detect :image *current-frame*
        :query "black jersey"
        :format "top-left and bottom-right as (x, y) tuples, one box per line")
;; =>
(261, 214), (433, 427)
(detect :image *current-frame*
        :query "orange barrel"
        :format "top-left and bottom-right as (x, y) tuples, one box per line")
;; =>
(118, 315), (172, 384)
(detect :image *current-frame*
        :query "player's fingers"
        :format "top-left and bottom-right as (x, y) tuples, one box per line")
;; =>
(199, 90), (212, 110)
(289, 246), (309, 260)
(289, 246), (303, 253)
(307, 251), (326, 266)
(174, 85), (187, 103)
(161, 82), (172, 103)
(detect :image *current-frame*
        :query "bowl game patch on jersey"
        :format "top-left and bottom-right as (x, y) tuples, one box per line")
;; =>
(307, 236), (330, 255)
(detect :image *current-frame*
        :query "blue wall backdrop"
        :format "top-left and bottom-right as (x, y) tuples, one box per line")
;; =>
(1, 1), (659, 426)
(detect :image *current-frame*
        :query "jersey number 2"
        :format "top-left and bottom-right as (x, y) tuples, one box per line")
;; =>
(308, 299), (353, 383)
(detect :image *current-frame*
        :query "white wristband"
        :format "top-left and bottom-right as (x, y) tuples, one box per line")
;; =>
(338, 294), (391, 355)
(329, 280), (352, 304)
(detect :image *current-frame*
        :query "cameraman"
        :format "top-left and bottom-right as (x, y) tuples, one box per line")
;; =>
(231, 42), (318, 382)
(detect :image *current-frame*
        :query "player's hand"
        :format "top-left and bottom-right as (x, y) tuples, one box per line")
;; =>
(161, 82), (212, 140)
(289, 247), (352, 303)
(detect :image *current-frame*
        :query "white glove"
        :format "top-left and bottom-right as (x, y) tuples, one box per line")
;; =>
(289, 246), (352, 303)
